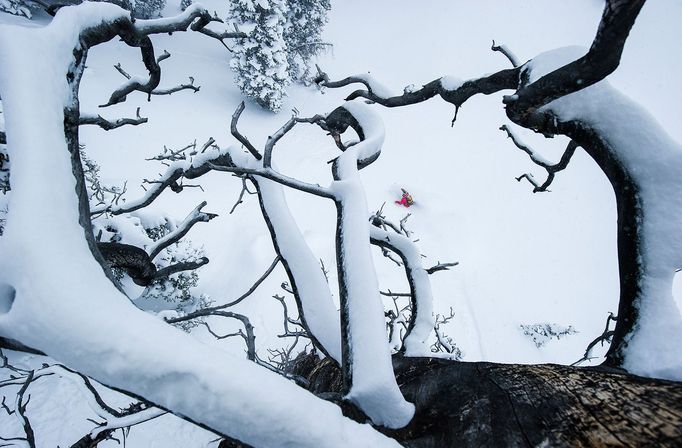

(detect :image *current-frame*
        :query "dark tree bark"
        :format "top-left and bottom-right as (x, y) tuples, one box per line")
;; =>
(285, 354), (682, 448)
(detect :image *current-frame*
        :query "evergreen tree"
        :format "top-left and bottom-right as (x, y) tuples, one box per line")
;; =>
(228, 0), (290, 112)
(284, 0), (330, 81)
(131, 0), (165, 19)
(0, 0), (32, 18)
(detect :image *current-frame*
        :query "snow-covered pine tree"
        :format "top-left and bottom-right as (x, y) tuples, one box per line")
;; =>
(284, 0), (330, 81)
(228, 0), (290, 112)
(0, 0), (32, 18)
(131, 0), (165, 19)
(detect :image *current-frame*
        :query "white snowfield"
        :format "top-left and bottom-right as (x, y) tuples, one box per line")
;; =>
(0, 4), (402, 447)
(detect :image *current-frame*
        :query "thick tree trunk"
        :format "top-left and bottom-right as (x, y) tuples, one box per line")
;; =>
(558, 124), (645, 368)
(285, 354), (682, 447)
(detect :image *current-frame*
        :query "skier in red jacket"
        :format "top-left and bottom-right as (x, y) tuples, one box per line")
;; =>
(395, 188), (414, 207)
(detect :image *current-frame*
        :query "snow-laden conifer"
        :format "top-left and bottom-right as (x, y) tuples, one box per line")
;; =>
(0, 0), (32, 18)
(228, 0), (290, 111)
(131, 0), (165, 19)
(284, 0), (330, 81)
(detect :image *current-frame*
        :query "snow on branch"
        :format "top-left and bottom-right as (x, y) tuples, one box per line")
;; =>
(491, 39), (520, 68)
(147, 201), (217, 259)
(316, 66), (521, 124)
(90, 141), (230, 215)
(79, 107), (148, 130)
(425, 261), (460, 274)
(504, 0), (646, 125)
(369, 209), (442, 355)
(500, 124), (579, 193)
(197, 23), (247, 50)
(102, 51), (200, 107)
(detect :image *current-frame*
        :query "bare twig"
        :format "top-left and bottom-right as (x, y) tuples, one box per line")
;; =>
(230, 102), (262, 160)
(500, 124), (579, 193)
(272, 294), (309, 339)
(165, 256), (281, 325)
(208, 163), (335, 199)
(425, 261), (459, 275)
(572, 312), (618, 366)
(90, 138), (231, 216)
(229, 175), (257, 214)
(14, 371), (35, 448)
(197, 26), (246, 50)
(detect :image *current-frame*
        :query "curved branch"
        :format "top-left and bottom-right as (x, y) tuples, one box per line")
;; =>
(79, 107), (148, 130)
(505, 0), (646, 123)
(151, 76), (200, 96)
(370, 224), (435, 355)
(208, 164), (336, 199)
(98, 242), (157, 286)
(317, 68), (521, 123)
(165, 256), (281, 325)
(230, 102), (262, 160)
(500, 124), (579, 193)
(491, 39), (520, 68)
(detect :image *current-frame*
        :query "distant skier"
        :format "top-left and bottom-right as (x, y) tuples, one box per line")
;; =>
(395, 188), (414, 208)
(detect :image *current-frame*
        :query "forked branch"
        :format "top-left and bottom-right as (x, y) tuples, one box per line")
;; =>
(500, 124), (579, 193)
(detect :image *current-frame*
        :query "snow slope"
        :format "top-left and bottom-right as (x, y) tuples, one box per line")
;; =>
(1, 0), (681, 446)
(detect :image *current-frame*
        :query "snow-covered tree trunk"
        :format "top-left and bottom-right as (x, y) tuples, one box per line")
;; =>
(0, 5), (403, 446)
(516, 47), (682, 376)
(246, 169), (343, 362)
(326, 102), (414, 428)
